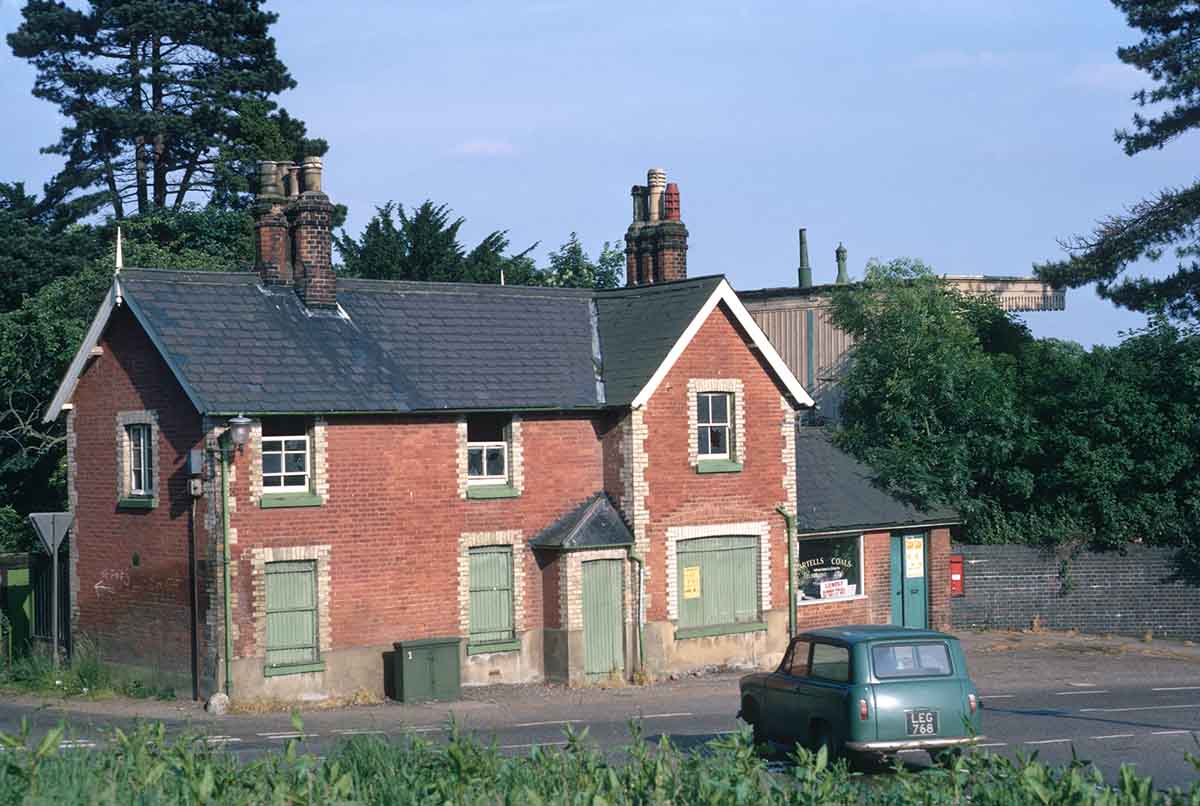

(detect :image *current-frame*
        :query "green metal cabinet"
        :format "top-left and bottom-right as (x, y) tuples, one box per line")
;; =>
(393, 637), (461, 702)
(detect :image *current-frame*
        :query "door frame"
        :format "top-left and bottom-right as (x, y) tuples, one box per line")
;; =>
(581, 557), (626, 681)
(890, 532), (929, 629)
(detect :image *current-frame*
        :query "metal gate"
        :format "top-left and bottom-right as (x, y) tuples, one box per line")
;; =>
(582, 559), (624, 681)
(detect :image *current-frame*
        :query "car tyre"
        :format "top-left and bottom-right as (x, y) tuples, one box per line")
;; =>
(741, 701), (766, 748)
(811, 721), (836, 759)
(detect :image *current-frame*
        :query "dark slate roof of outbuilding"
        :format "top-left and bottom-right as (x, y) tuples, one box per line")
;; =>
(793, 426), (959, 534)
(529, 493), (634, 550)
(594, 276), (723, 405)
(121, 269), (726, 414)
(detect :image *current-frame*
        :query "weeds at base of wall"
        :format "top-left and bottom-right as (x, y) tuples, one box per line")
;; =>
(0, 716), (1197, 804)
(0, 637), (175, 701)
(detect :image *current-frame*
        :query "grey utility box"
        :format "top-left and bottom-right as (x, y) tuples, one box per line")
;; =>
(392, 637), (461, 702)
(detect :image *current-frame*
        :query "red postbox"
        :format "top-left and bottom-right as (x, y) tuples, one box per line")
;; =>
(950, 554), (964, 597)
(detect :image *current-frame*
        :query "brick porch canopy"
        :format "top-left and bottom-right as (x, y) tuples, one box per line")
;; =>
(45, 271), (813, 420)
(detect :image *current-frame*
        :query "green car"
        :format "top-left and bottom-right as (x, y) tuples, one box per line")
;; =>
(738, 625), (983, 760)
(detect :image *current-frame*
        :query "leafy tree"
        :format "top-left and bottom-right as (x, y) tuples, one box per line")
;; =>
(0, 182), (104, 313)
(542, 233), (624, 290)
(1036, 0), (1200, 321)
(7, 0), (315, 217)
(830, 259), (1033, 515)
(334, 201), (533, 284)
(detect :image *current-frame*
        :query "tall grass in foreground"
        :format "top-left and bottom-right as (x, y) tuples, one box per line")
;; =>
(0, 717), (1196, 804)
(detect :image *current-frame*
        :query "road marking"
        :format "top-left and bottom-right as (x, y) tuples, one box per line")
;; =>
(58, 740), (96, 749)
(513, 720), (577, 728)
(1093, 734), (1135, 740)
(1080, 703), (1200, 713)
(499, 741), (569, 750)
(409, 726), (441, 733)
(640, 712), (693, 719)
(977, 742), (1008, 748)
(980, 694), (1016, 699)
(1054, 690), (1110, 696)
(1065, 682), (1097, 688)
(1151, 730), (1193, 736)
(332, 728), (386, 736)
(1151, 686), (1200, 692)
(1025, 738), (1072, 745)
(204, 736), (242, 745)
(257, 732), (309, 739)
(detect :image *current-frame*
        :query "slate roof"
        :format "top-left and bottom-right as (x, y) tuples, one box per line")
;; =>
(116, 269), (724, 415)
(594, 276), (723, 405)
(793, 426), (959, 534)
(529, 493), (634, 550)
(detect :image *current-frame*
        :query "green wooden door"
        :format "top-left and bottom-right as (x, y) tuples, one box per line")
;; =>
(265, 560), (319, 669)
(889, 534), (928, 628)
(582, 559), (624, 681)
(677, 536), (759, 631)
(469, 546), (515, 647)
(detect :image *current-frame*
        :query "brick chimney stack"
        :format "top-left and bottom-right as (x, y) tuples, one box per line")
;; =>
(624, 168), (689, 286)
(253, 161), (290, 285)
(288, 157), (337, 309)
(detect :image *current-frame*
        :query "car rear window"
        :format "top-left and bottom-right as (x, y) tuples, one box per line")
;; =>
(871, 642), (953, 679)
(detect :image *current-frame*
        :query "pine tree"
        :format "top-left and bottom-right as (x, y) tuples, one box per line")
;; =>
(8, 0), (318, 218)
(1037, 0), (1200, 321)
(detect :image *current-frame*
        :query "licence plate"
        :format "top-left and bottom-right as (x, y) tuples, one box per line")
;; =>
(905, 709), (938, 736)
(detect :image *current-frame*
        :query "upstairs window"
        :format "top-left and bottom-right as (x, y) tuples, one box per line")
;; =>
(262, 417), (310, 493)
(696, 392), (731, 459)
(126, 424), (153, 496)
(467, 414), (510, 486)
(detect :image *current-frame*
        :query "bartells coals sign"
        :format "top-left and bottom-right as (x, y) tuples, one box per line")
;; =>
(797, 536), (859, 599)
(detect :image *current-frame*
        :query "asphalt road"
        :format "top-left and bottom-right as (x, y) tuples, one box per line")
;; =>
(1, 631), (1198, 791)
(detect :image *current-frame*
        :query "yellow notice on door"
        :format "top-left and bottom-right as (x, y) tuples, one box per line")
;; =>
(683, 566), (701, 599)
(905, 536), (925, 579)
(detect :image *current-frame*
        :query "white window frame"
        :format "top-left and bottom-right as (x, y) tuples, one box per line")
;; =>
(796, 533), (866, 605)
(262, 433), (311, 494)
(467, 440), (508, 486)
(127, 424), (153, 496)
(697, 391), (732, 460)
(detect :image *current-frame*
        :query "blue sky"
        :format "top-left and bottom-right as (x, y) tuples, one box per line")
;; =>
(1, 0), (1193, 346)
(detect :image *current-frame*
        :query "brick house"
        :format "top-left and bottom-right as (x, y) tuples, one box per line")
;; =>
(45, 162), (954, 701)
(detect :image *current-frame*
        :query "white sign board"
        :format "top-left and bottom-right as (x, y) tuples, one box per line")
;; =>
(819, 578), (848, 599)
(905, 536), (925, 579)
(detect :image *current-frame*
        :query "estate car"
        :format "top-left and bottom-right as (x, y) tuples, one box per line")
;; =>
(738, 625), (983, 760)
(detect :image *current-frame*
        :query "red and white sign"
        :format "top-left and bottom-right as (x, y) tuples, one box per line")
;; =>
(819, 579), (848, 599)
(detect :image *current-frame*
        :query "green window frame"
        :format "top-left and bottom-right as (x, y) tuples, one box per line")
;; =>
(676, 535), (760, 633)
(468, 545), (516, 650)
(265, 560), (320, 671)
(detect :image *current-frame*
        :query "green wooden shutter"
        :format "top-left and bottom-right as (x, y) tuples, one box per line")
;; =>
(677, 535), (759, 630)
(469, 546), (514, 646)
(265, 560), (318, 667)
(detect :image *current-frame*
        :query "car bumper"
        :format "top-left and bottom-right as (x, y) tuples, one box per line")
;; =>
(844, 735), (985, 753)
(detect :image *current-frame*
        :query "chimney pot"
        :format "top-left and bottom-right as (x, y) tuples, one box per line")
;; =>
(664, 183), (680, 221)
(285, 163), (301, 199)
(257, 160), (283, 198)
(646, 168), (666, 223)
(301, 156), (323, 194)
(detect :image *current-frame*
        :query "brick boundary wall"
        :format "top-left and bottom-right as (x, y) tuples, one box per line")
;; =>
(950, 543), (1200, 641)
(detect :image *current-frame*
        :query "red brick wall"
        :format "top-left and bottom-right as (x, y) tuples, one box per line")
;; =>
(71, 306), (206, 673)
(929, 527), (952, 630)
(641, 302), (795, 621)
(225, 412), (604, 657)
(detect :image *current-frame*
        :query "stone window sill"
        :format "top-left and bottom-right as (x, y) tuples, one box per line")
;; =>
(796, 594), (869, 607)
(467, 484), (519, 500)
(467, 639), (520, 655)
(117, 496), (156, 510)
(260, 492), (324, 509)
(263, 661), (326, 677)
(675, 621), (767, 640)
(696, 460), (743, 474)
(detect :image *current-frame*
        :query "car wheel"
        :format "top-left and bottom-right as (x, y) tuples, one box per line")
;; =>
(741, 701), (766, 747)
(811, 721), (836, 759)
